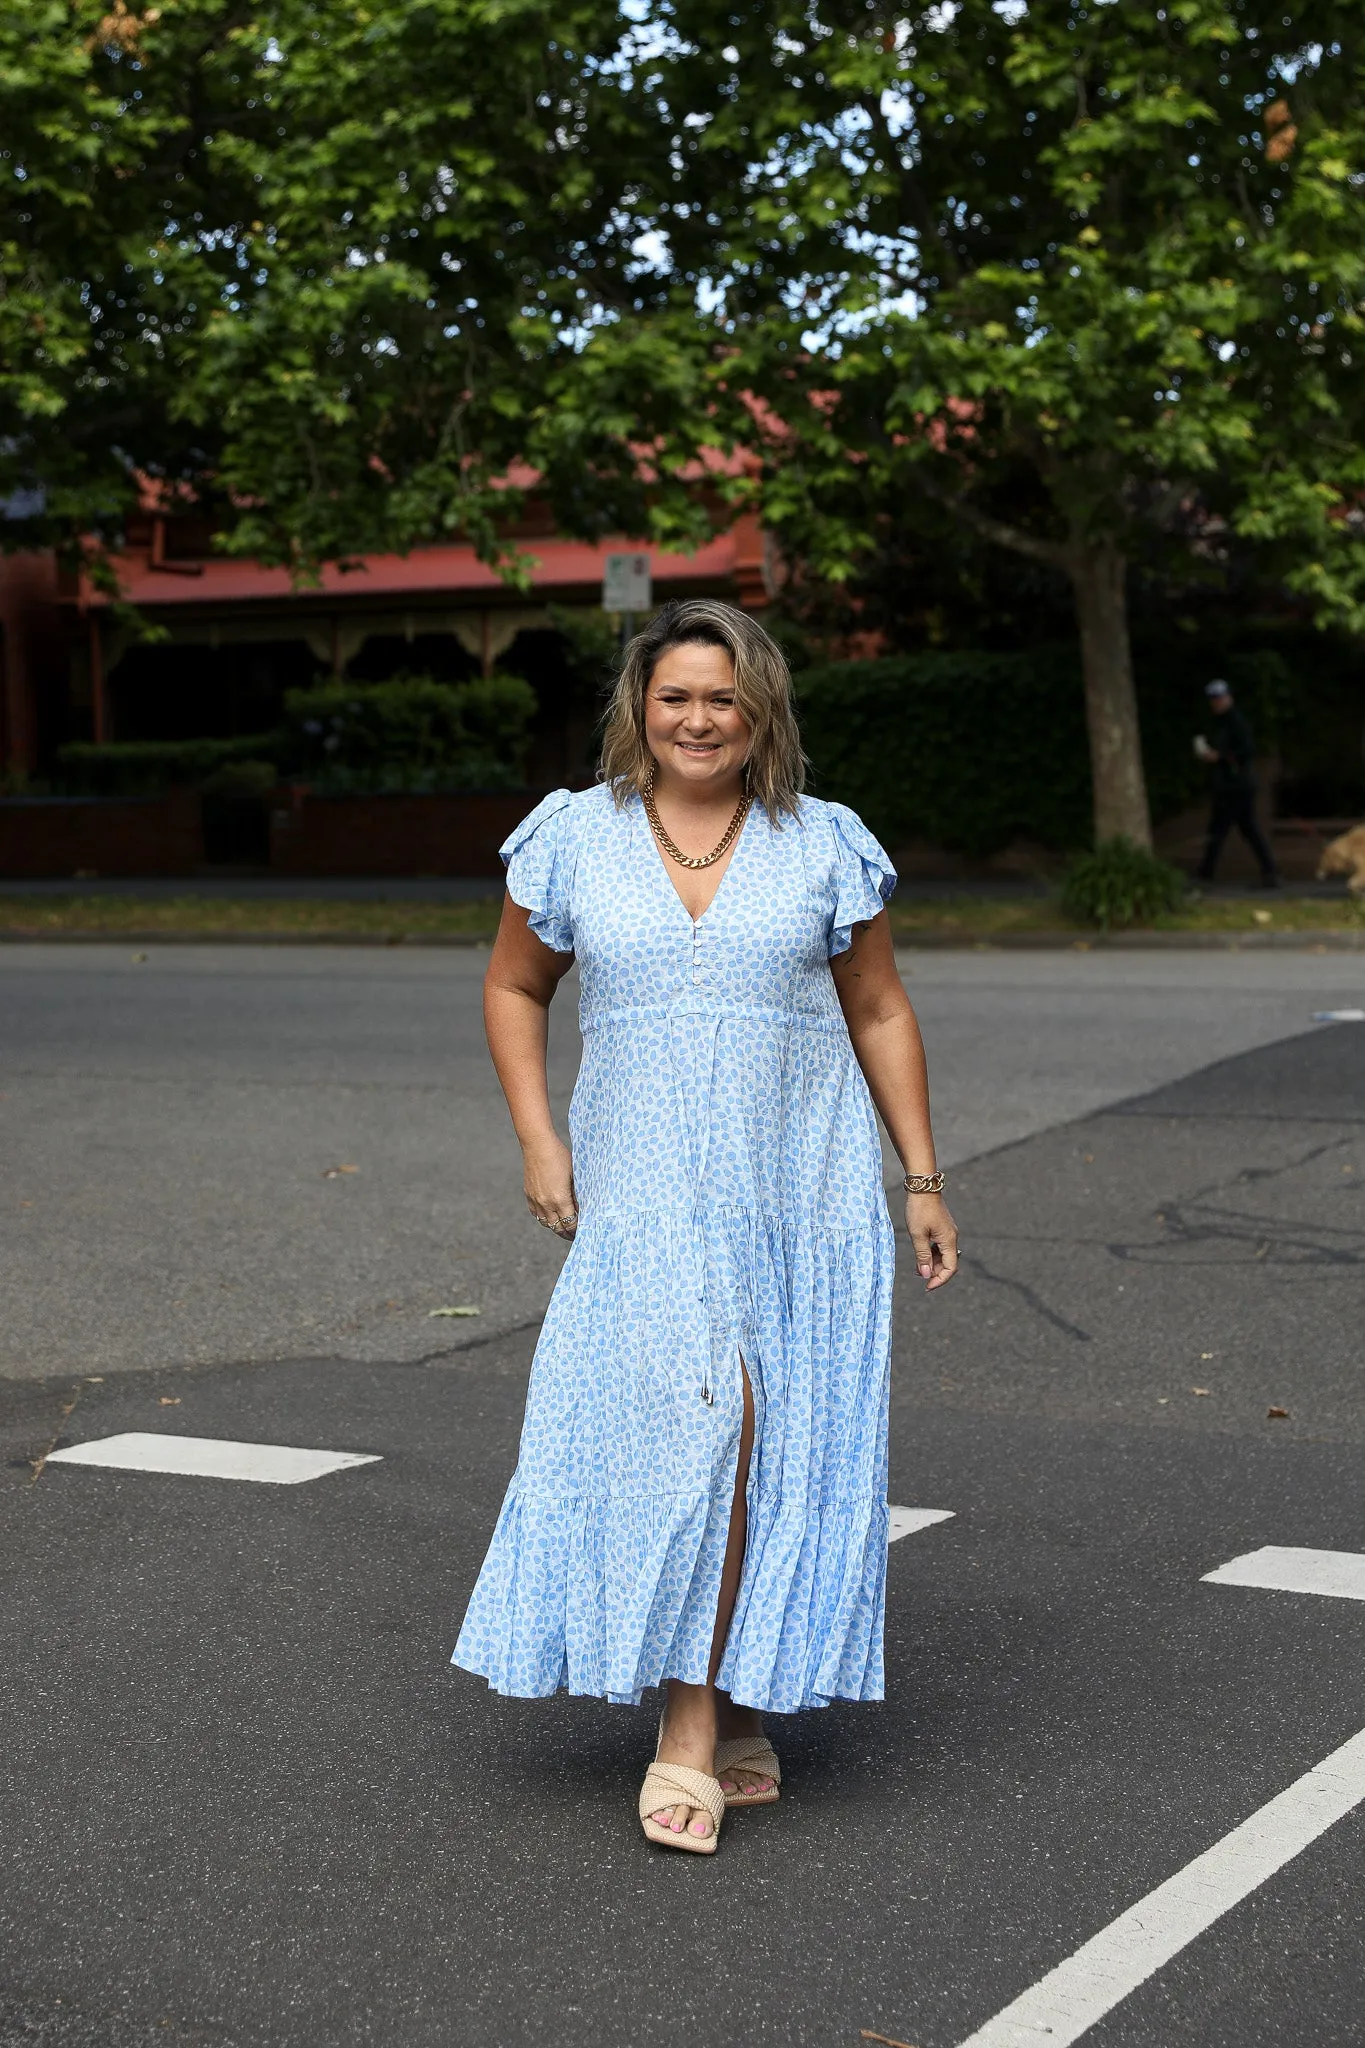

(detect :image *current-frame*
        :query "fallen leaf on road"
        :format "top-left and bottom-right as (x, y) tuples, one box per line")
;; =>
(131, 952), (148, 962)
(1267, 1406), (1290, 1420)
(322, 1165), (360, 1178)
(159, 1396), (181, 1406)
(1157, 1397), (1169, 1405)
(1200, 1351), (1214, 1360)
(85, 1376), (103, 1383)
(428, 1305), (481, 1318)
(861, 2032), (918, 2048)
(1192, 1386), (1211, 1396)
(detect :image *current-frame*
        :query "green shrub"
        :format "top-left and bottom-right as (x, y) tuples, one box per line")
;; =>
(797, 647), (1092, 857)
(282, 672), (537, 791)
(795, 641), (1299, 857)
(55, 734), (282, 797)
(1060, 838), (1187, 930)
(198, 759), (279, 801)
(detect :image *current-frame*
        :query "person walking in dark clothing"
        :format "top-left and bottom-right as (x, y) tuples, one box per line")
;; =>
(1194, 680), (1280, 886)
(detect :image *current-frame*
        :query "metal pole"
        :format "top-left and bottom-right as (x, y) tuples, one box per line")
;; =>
(89, 613), (108, 745)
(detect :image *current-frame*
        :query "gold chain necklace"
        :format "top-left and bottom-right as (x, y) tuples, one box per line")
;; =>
(642, 769), (752, 871)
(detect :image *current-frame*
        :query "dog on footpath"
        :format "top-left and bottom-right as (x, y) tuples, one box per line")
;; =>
(1317, 824), (1365, 893)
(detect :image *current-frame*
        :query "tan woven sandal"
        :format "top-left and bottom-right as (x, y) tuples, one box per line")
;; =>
(714, 1733), (781, 1809)
(639, 1758), (727, 1855)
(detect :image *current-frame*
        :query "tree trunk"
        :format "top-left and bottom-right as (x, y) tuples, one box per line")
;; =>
(1067, 540), (1153, 849)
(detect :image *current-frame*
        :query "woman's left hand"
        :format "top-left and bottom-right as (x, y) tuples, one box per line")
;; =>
(906, 1192), (959, 1290)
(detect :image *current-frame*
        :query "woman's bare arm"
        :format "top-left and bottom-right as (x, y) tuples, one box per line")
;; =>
(831, 911), (959, 1290)
(483, 895), (579, 1235)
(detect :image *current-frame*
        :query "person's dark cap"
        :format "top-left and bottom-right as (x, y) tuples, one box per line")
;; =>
(1205, 678), (1232, 697)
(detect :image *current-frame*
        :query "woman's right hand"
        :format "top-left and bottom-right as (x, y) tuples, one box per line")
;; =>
(523, 1133), (578, 1239)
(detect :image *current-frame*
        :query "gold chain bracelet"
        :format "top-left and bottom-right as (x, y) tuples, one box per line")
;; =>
(903, 1171), (946, 1194)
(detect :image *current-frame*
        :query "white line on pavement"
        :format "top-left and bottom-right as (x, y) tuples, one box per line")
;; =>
(1312, 1009), (1364, 1022)
(950, 1725), (1365, 2048)
(1202, 1545), (1365, 1603)
(44, 1433), (382, 1485)
(887, 1506), (955, 1544)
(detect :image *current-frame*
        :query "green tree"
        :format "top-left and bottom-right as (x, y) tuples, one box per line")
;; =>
(571, 1), (1365, 845)
(0, 0), (690, 570)
(8, 3), (1363, 852)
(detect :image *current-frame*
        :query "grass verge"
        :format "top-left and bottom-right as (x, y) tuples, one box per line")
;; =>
(0, 894), (505, 939)
(886, 894), (1365, 940)
(0, 890), (1360, 942)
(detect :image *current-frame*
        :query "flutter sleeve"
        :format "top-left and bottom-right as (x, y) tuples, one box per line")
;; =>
(826, 801), (897, 957)
(499, 788), (577, 953)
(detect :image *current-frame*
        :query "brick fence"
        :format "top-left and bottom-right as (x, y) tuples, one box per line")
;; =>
(0, 790), (202, 878)
(267, 787), (554, 876)
(1, 782), (1353, 883)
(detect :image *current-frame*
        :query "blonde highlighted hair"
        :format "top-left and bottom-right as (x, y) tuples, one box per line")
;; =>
(599, 598), (806, 819)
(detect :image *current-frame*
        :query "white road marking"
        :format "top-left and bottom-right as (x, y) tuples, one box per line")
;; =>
(887, 1506), (955, 1544)
(44, 1433), (381, 1485)
(1202, 1545), (1365, 1603)
(1312, 1009), (1364, 1022)
(951, 1724), (1365, 2048)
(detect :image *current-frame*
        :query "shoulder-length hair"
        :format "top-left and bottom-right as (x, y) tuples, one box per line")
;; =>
(599, 598), (806, 821)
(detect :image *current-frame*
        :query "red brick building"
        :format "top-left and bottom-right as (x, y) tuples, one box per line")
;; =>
(0, 506), (774, 788)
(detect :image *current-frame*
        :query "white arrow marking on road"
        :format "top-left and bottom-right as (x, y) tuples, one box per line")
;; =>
(1202, 1544), (1365, 1603)
(887, 1506), (955, 1543)
(950, 1724), (1365, 2048)
(44, 1433), (382, 1485)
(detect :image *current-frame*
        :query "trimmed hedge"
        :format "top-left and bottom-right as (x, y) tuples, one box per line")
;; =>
(797, 647), (1091, 857)
(282, 673), (537, 792)
(52, 672), (541, 800)
(55, 734), (282, 798)
(796, 642), (1294, 856)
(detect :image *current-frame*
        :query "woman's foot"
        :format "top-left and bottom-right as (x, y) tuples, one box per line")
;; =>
(714, 1696), (777, 1801)
(650, 1681), (722, 1842)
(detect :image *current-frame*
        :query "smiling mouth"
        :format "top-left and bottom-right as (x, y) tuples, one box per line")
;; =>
(677, 740), (721, 753)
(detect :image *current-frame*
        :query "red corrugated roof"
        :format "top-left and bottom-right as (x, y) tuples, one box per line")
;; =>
(81, 520), (767, 609)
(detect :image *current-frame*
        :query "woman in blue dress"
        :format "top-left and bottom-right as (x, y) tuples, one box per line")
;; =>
(453, 597), (958, 1853)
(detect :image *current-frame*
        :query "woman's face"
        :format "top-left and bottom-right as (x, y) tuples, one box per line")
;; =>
(644, 641), (751, 793)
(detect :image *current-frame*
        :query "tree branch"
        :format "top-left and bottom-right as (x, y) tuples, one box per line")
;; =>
(857, 95), (959, 287)
(917, 473), (1072, 569)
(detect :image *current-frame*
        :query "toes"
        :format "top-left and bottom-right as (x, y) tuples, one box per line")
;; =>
(725, 1768), (774, 1797)
(650, 1802), (713, 1838)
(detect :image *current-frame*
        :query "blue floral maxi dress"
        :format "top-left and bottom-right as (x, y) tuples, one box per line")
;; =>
(451, 783), (898, 1715)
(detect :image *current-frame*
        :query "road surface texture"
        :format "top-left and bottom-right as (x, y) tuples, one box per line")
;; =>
(2, 943), (1362, 2048)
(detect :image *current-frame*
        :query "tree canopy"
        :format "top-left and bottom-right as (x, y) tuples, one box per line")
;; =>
(1, 0), (689, 570)
(565, 0), (1365, 840)
(4, 3), (1363, 839)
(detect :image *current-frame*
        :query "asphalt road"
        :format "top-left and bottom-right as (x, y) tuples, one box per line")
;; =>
(2, 948), (1362, 2048)
(2, 943), (1360, 1377)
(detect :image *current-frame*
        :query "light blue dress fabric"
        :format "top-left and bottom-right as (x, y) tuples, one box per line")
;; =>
(451, 782), (897, 1714)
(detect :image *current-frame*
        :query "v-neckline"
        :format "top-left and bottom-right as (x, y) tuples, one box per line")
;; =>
(635, 789), (755, 926)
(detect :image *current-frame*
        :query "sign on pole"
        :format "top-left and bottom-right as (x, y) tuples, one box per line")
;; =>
(601, 552), (652, 614)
